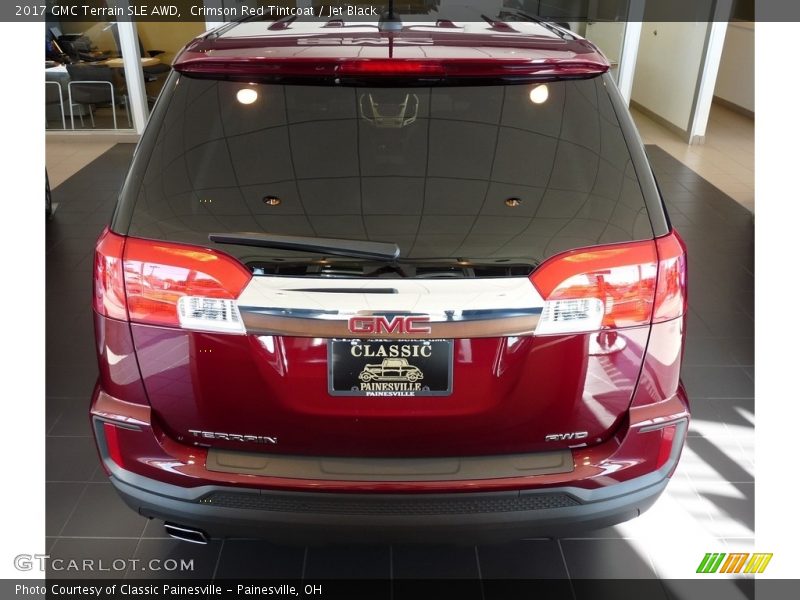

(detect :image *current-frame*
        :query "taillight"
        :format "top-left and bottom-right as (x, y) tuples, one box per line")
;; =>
(94, 227), (128, 321)
(653, 230), (688, 323)
(124, 237), (251, 333)
(93, 231), (252, 334)
(530, 231), (686, 335)
(531, 240), (658, 335)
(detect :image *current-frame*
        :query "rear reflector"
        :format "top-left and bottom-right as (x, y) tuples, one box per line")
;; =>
(655, 424), (677, 470)
(103, 422), (124, 468)
(93, 231), (252, 333)
(531, 231), (686, 335)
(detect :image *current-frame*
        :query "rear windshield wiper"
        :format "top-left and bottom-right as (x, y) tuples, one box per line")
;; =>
(209, 232), (400, 262)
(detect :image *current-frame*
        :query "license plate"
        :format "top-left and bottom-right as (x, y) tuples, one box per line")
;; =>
(328, 339), (453, 397)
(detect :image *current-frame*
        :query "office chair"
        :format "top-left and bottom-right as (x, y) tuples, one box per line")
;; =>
(66, 64), (131, 130)
(45, 81), (66, 129)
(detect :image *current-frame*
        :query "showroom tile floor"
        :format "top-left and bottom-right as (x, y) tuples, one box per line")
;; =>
(45, 145), (754, 591)
(46, 140), (116, 189)
(632, 103), (755, 212)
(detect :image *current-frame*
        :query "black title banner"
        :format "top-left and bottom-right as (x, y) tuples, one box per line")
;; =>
(7, 0), (792, 23)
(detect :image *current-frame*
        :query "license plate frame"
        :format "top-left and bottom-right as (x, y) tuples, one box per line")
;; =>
(328, 338), (454, 397)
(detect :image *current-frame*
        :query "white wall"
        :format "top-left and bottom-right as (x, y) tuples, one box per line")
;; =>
(714, 22), (755, 113)
(631, 22), (710, 132)
(584, 21), (625, 64)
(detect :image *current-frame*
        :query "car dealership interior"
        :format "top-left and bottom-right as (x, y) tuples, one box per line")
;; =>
(43, 1), (755, 594)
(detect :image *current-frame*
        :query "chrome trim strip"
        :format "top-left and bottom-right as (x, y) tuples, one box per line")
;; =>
(236, 276), (544, 338)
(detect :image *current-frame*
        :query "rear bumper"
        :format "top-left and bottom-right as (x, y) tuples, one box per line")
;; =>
(91, 385), (689, 542)
(109, 463), (672, 543)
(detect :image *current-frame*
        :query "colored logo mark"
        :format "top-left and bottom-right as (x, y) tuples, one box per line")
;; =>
(696, 553), (773, 574)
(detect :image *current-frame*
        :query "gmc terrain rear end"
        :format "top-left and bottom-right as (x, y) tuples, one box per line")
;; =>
(90, 15), (689, 543)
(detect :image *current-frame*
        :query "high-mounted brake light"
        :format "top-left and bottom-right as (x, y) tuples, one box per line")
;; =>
(337, 59), (445, 76)
(93, 231), (252, 334)
(173, 57), (609, 79)
(530, 231), (686, 335)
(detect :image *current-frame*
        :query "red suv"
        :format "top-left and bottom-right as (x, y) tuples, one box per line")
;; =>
(91, 14), (689, 544)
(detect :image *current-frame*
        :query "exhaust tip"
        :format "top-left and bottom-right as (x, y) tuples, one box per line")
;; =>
(164, 522), (210, 545)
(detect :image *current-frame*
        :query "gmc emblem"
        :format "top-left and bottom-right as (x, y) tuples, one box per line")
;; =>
(348, 315), (432, 335)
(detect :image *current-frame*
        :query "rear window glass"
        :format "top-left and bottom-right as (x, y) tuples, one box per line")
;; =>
(125, 76), (653, 276)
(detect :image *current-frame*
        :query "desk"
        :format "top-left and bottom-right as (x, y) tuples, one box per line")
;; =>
(101, 57), (161, 68)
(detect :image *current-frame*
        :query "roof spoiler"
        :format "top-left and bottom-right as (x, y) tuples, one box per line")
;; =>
(173, 56), (609, 80)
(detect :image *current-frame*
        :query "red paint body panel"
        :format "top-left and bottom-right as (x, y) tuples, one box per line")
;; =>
(128, 321), (649, 457)
(90, 382), (688, 493)
(93, 312), (149, 405)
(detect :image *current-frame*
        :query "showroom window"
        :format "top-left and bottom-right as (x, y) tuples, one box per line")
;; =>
(45, 2), (208, 133)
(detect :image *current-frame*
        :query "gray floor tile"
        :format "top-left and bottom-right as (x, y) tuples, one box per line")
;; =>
(45, 368), (97, 401)
(91, 465), (110, 481)
(696, 309), (753, 339)
(304, 545), (390, 579)
(694, 482), (754, 537)
(683, 337), (739, 367)
(710, 398), (755, 429)
(46, 400), (67, 435)
(60, 482), (148, 537)
(392, 545), (483, 600)
(392, 544), (479, 578)
(681, 366), (754, 398)
(478, 540), (567, 578)
(46, 436), (99, 482)
(47, 397), (93, 436)
(46, 482), (87, 537)
(686, 309), (714, 337)
(47, 538), (139, 579)
(559, 538), (659, 579)
(214, 540), (305, 579)
(141, 517), (172, 539)
(687, 398), (723, 436)
(129, 538), (223, 579)
(727, 339), (755, 366)
(683, 436), (754, 483)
